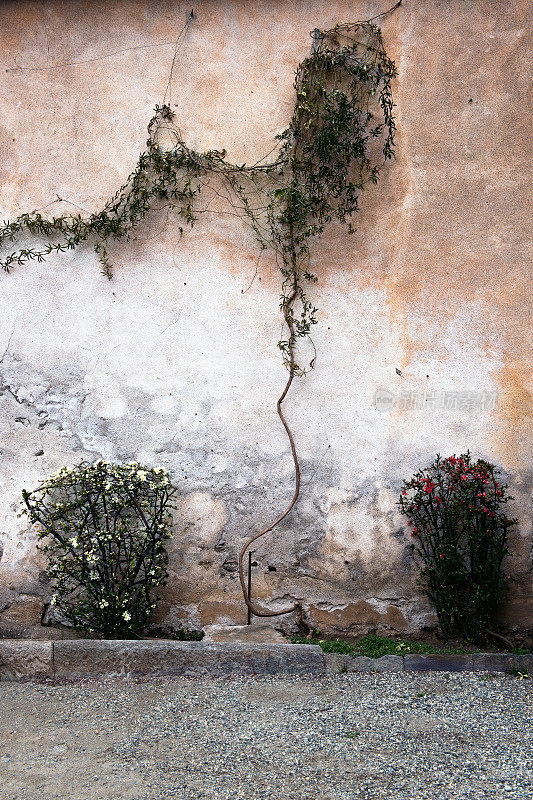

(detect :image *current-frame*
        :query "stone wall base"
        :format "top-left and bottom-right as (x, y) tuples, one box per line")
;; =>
(1, 640), (532, 681)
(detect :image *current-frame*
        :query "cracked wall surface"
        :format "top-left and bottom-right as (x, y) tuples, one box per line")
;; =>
(0, 0), (531, 640)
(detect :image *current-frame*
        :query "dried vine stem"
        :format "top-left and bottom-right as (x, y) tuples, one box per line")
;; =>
(238, 23), (398, 619)
(1, 21), (397, 620)
(237, 234), (302, 620)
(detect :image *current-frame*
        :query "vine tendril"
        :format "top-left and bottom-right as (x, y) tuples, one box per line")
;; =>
(1, 20), (397, 623)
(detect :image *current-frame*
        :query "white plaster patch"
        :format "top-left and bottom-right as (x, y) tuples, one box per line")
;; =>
(326, 501), (376, 560)
(174, 491), (227, 545)
(318, 487), (353, 515)
(82, 373), (129, 419)
(210, 454), (229, 474)
(151, 393), (178, 414)
(375, 488), (397, 516)
(135, 450), (156, 465)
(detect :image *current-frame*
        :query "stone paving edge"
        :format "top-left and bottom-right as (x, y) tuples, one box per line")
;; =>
(0, 640), (532, 680)
(0, 640), (53, 680)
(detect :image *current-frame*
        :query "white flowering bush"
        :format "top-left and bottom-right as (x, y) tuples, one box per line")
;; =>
(21, 461), (177, 638)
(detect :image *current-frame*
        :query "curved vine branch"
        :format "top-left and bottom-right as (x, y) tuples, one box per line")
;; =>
(238, 225), (301, 619)
(1, 21), (397, 623)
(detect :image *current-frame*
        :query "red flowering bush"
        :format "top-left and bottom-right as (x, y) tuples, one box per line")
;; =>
(398, 452), (517, 642)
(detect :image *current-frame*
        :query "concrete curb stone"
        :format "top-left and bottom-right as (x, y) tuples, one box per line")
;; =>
(324, 652), (354, 673)
(0, 640), (53, 680)
(324, 653), (406, 674)
(404, 654), (474, 672)
(52, 640), (326, 678)
(350, 655), (404, 673)
(1, 640), (532, 680)
(324, 653), (405, 674)
(473, 653), (533, 673)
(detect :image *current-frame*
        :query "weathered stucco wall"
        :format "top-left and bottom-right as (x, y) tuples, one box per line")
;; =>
(0, 0), (531, 639)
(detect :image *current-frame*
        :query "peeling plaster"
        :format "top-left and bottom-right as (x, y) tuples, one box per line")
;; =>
(0, 0), (531, 638)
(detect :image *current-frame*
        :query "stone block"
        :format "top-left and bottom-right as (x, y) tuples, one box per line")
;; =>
(349, 655), (404, 673)
(324, 653), (356, 673)
(53, 640), (326, 678)
(404, 654), (474, 672)
(473, 653), (533, 673)
(0, 596), (44, 625)
(325, 653), (405, 674)
(0, 640), (53, 680)
(203, 624), (287, 644)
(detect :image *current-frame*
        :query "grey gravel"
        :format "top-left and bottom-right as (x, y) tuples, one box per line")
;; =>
(1, 671), (532, 799)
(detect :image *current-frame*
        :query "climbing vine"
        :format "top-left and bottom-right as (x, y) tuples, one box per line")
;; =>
(1, 16), (397, 623)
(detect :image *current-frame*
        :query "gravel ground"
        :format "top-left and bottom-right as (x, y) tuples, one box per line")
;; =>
(1, 671), (532, 800)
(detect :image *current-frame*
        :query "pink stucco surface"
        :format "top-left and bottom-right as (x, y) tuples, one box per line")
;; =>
(0, 1), (531, 639)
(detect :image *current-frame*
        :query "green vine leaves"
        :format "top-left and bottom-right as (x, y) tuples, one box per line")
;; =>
(3, 20), (398, 622)
(0, 22), (396, 376)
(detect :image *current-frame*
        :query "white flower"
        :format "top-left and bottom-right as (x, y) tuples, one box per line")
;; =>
(69, 537), (78, 548)
(100, 599), (109, 609)
(137, 470), (147, 481)
(50, 593), (57, 606)
(123, 611), (131, 622)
